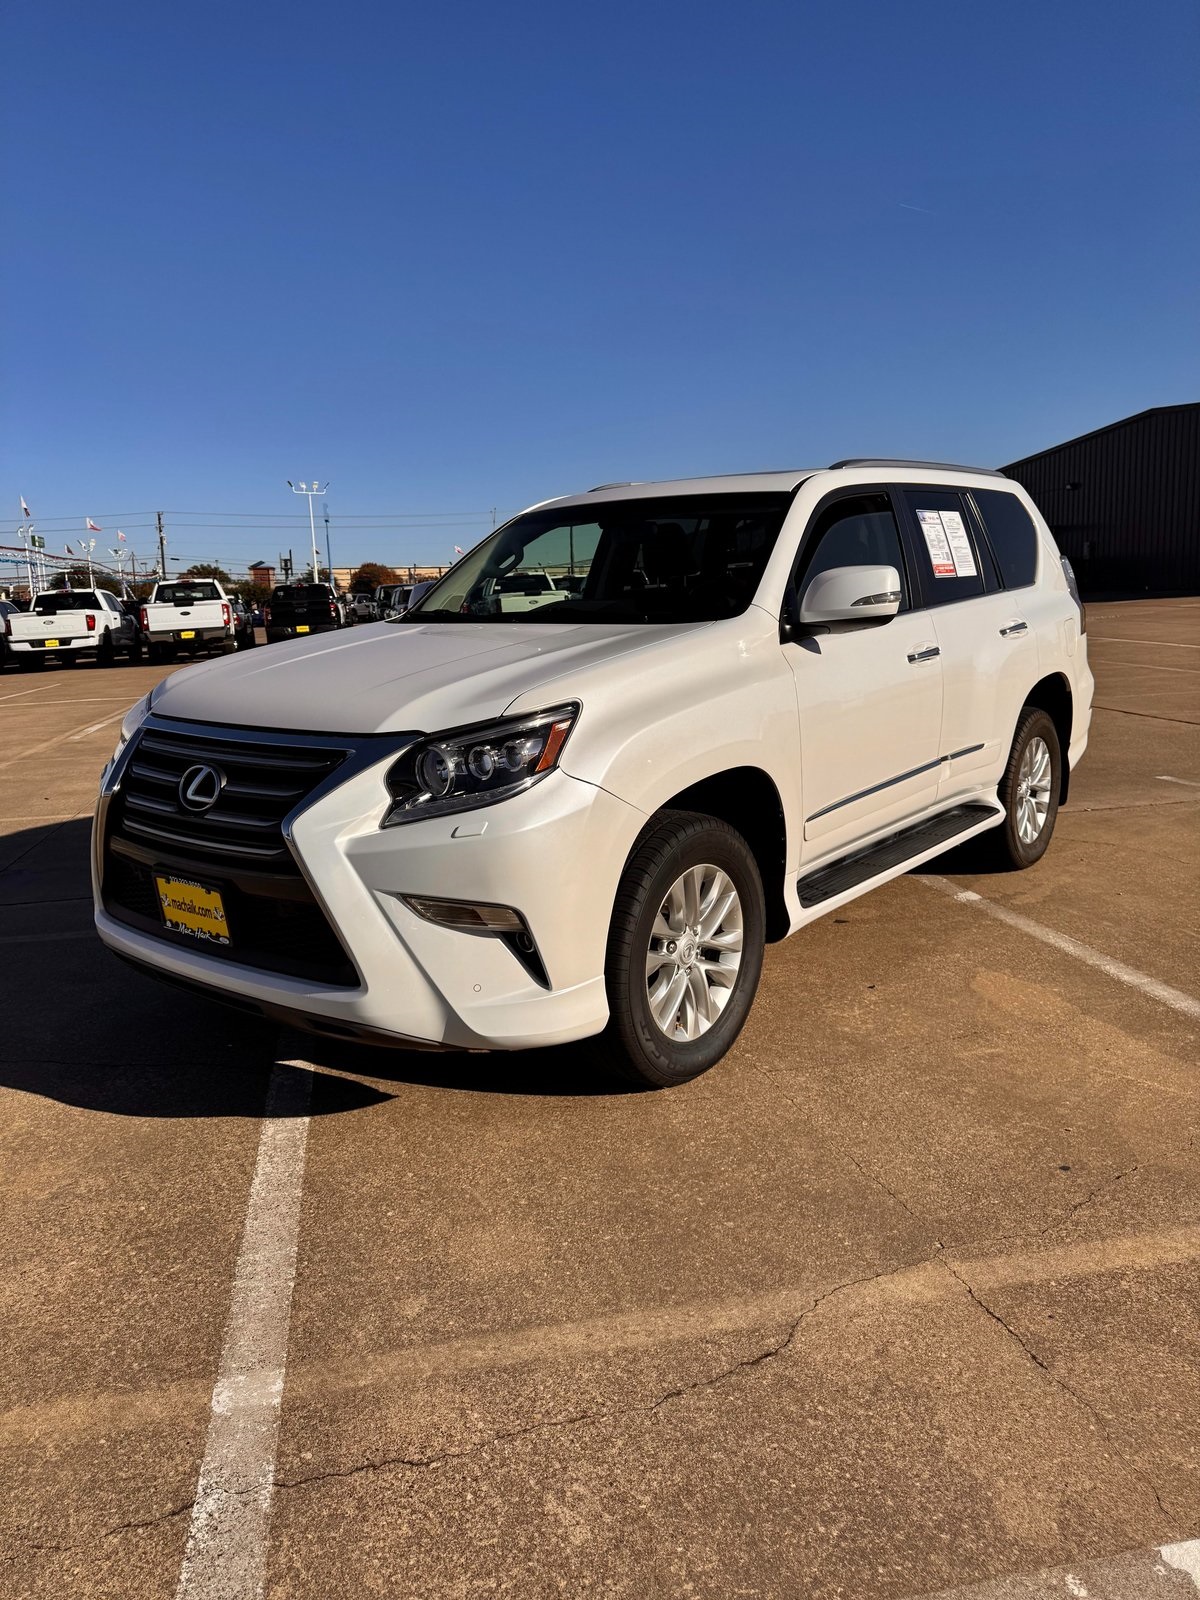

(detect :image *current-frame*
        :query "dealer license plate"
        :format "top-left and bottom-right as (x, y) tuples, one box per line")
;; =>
(44, 638), (60, 648)
(296, 625), (310, 633)
(180, 629), (196, 639)
(155, 875), (231, 946)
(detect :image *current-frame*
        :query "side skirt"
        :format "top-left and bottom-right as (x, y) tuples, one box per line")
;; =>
(796, 802), (1002, 911)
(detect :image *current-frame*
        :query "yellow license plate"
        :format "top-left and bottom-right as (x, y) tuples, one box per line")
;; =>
(155, 876), (231, 946)
(180, 629), (196, 639)
(44, 638), (60, 648)
(296, 625), (310, 634)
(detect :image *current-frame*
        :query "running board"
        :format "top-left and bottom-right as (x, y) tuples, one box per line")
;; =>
(796, 803), (1000, 908)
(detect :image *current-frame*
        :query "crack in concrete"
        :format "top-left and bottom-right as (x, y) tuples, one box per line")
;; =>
(943, 1259), (1173, 1522)
(274, 1256), (935, 1495)
(1036, 1125), (1198, 1241)
(4, 1497), (195, 1554)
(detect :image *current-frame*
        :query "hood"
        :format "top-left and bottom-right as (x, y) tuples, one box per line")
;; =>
(150, 619), (710, 734)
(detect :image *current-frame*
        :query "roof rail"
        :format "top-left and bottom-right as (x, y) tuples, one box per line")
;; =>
(588, 481), (638, 492)
(828, 458), (1005, 477)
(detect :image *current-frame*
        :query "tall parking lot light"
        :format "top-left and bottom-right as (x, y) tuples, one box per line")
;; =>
(288, 479), (329, 581)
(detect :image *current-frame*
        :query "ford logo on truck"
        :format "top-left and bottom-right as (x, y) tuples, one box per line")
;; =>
(178, 763), (225, 812)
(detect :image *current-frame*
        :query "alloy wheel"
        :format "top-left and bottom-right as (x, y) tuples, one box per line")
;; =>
(645, 864), (743, 1040)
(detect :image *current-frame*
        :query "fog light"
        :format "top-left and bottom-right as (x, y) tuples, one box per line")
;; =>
(403, 896), (525, 933)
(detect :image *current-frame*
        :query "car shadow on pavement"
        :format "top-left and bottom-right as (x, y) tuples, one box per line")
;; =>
(0, 819), (626, 1113)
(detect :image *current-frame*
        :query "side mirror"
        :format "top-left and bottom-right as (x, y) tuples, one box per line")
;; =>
(799, 564), (902, 625)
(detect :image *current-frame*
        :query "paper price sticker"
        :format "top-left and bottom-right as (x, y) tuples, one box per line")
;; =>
(917, 508), (977, 578)
(917, 510), (956, 576)
(938, 509), (977, 577)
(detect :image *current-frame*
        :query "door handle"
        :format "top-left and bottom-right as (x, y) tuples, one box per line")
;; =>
(999, 620), (1028, 637)
(907, 645), (940, 664)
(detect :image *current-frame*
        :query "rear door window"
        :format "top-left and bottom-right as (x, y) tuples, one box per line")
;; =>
(899, 489), (988, 606)
(970, 489), (1039, 590)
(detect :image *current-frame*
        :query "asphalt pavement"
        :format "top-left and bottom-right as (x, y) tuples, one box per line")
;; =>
(0, 601), (1197, 1600)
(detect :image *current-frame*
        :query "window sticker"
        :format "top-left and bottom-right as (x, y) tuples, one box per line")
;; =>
(938, 509), (977, 577)
(917, 510), (957, 576)
(916, 508), (977, 578)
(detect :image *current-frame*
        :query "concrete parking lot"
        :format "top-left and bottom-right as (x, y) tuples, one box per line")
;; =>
(0, 600), (1197, 1600)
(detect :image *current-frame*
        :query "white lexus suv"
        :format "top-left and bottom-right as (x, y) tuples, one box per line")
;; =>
(94, 462), (1092, 1087)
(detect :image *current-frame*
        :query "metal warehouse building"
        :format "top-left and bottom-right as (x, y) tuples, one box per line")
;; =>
(1001, 403), (1199, 596)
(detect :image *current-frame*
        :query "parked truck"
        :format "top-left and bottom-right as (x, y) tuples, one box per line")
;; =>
(7, 588), (141, 669)
(264, 582), (348, 643)
(140, 579), (236, 664)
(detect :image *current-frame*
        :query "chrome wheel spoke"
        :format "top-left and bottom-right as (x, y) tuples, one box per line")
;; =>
(698, 879), (738, 940)
(650, 966), (689, 1030)
(687, 966), (712, 1028)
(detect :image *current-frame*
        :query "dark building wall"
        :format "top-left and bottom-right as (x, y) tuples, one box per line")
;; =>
(1002, 404), (1199, 595)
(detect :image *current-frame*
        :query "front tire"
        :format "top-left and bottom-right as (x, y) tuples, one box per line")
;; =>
(987, 707), (1061, 870)
(598, 810), (765, 1088)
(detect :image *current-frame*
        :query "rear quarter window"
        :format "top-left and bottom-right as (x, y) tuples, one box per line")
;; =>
(972, 489), (1039, 589)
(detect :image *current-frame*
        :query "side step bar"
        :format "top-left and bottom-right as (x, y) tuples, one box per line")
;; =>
(797, 803), (1000, 909)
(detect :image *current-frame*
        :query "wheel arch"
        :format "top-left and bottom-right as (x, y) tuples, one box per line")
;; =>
(1022, 673), (1073, 803)
(650, 766), (790, 942)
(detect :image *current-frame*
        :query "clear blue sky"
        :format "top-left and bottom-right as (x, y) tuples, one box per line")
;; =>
(2, 0), (1196, 574)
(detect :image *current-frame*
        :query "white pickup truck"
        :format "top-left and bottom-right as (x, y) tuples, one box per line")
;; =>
(7, 588), (141, 669)
(140, 580), (237, 663)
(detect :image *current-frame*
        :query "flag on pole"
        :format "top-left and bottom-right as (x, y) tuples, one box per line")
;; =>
(454, 545), (464, 555)
(20, 497), (31, 519)
(117, 530), (126, 542)
(86, 518), (102, 533)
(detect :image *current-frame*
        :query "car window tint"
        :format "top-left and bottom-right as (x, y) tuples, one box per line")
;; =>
(972, 489), (1039, 589)
(901, 489), (986, 605)
(797, 493), (910, 612)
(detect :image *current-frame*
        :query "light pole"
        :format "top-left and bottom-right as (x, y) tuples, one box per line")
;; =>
(16, 519), (33, 596)
(287, 480), (329, 581)
(322, 500), (332, 585)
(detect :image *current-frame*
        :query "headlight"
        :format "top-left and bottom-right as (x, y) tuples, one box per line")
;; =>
(382, 704), (579, 826)
(111, 692), (152, 762)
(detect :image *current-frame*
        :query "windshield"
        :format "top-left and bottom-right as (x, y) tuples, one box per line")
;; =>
(156, 582), (221, 604)
(34, 592), (101, 612)
(399, 493), (793, 625)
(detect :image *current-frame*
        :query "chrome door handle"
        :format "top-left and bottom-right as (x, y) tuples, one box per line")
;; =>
(999, 620), (1028, 637)
(906, 645), (940, 663)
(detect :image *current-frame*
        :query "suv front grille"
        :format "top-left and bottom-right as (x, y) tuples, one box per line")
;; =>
(110, 725), (348, 873)
(101, 719), (366, 988)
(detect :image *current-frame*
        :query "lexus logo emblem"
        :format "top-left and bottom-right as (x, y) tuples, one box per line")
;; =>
(179, 763), (225, 812)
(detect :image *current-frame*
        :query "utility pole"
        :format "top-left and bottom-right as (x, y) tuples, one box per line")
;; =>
(287, 480), (328, 581)
(323, 501), (332, 584)
(157, 512), (167, 578)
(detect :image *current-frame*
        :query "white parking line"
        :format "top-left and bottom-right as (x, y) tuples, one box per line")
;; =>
(175, 1066), (312, 1600)
(0, 679), (64, 703)
(1094, 630), (1196, 643)
(0, 705), (134, 772)
(67, 708), (127, 741)
(909, 1537), (1200, 1597)
(1158, 775), (1200, 788)
(921, 876), (1200, 1021)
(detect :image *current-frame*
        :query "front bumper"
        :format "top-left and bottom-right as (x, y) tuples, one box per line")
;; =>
(94, 718), (643, 1051)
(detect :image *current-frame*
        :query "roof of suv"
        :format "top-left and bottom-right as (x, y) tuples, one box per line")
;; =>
(537, 459), (1007, 510)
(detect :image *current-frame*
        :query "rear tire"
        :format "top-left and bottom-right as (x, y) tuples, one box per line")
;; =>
(986, 707), (1061, 870)
(96, 631), (115, 667)
(596, 810), (765, 1088)
(221, 638), (238, 656)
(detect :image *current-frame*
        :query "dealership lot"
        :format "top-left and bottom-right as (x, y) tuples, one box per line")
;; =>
(0, 601), (1197, 1599)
